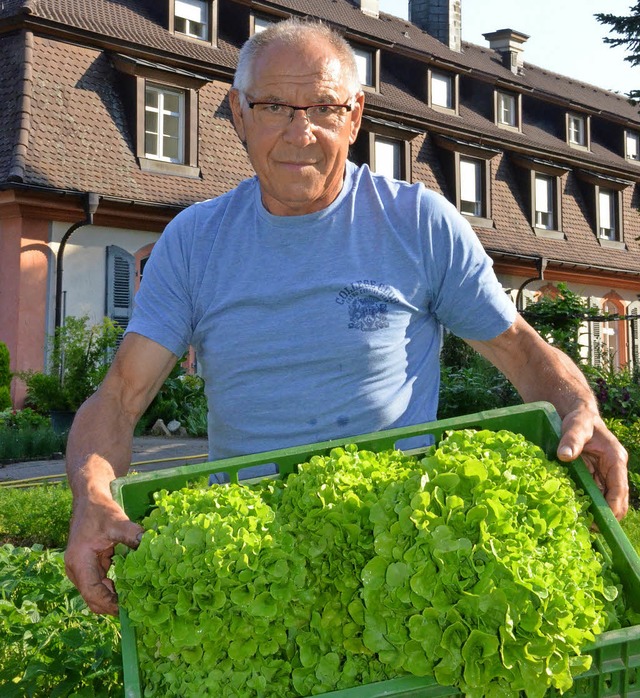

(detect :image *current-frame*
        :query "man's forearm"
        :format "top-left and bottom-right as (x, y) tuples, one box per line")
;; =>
(65, 391), (137, 501)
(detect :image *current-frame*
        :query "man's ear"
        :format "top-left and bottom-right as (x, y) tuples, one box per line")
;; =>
(349, 91), (366, 145)
(229, 89), (247, 144)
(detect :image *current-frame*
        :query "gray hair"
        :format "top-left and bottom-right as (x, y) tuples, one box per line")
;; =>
(233, 17), (361, 97)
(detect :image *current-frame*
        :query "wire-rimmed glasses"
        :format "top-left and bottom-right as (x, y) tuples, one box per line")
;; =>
(246, 99), (354, 130)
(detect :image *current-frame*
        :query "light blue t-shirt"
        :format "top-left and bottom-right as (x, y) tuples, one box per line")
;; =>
(128, 162), (516, 459)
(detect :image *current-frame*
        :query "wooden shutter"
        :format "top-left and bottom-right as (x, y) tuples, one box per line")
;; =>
(106, 245), (134, 342)
(629, 304), (640, 370)
(587, 297), (602, 368)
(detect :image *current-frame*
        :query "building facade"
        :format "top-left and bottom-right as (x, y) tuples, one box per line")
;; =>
(1, 0), (639, 405)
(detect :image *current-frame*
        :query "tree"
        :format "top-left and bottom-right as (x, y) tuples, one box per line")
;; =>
(596, 4), (640, 100)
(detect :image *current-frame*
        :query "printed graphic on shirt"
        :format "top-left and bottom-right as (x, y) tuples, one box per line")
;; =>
(335, 281), (400, 332)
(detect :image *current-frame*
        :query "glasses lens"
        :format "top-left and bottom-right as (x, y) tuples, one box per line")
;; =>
(252, 103), (293, 127)
(307, 105), (349, 128)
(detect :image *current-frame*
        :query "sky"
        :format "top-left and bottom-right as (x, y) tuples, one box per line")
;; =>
(378, 0), (638, 96)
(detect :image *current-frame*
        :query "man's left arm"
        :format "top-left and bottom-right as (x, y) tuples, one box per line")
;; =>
(466, 314), (629, 520)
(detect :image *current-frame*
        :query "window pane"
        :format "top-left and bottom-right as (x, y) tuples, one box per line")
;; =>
(145, 111), (158, 135)
(175, 0), (206, 23)
(374, 137), (401, 180)
(145, 88), (158, 109)
(460, 158), (482, 216)
(535, 175), (553, 229)
(498, 93), (516, 126)
(164, 113), (180, 139)
(163, 92), (181, 114)
(163, 135), (180, 161)
(627, 132), (639, 160)
(569, 115), (585, 144)
(353, 47), (373, 86)
(145, 132), (158, 156)
(253, 15), (273, 33)
(431, 73), (452, 108)
(599, 189), (614, 236)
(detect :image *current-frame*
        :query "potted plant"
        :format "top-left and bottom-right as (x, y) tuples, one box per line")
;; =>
(20, 316), (122, 433)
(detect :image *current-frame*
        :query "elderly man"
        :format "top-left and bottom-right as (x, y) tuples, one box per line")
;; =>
(64, 18), (628, 616)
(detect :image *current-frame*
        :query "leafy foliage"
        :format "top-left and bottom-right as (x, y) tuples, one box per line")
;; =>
(0, 342), (11, 410)
(0, 426), (67, 464)
(596, 6), (640, 101)
(20, 316), (121, 413)
(115, 431), (622, 697)
(139, 360), (208, 437)
(0, 484), (72, 548)
(521, 283), (599, 363)
(585, 365), (640, 423)
(0, 544), (121, 697)
(438, 333), (520, 419)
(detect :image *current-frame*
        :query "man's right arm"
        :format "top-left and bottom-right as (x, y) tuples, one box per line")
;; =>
(64, 332), (178, 615)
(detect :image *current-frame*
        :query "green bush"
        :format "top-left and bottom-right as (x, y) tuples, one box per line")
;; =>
(0, 408), (50, 430)
(0, 426), (67, 463)
(139, 361), (208, 437)
(0, 341), (11, 410)
(20, 316), (121, 413)
(522, 282), (599, 363)
(586, 365), (640, 424)
(438, 333), (521, 419)
(0, 484), (72, 548)
(0, 543), (122, 697)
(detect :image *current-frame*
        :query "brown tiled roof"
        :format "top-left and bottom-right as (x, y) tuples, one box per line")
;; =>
(1, 0), (639, 275)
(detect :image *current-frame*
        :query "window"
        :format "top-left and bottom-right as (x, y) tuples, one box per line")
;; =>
(174, 0), (209, 40)
(626, 131), (640, 161)
(534, 174), (555, 230)
(351, 128), (413, 181)
(430, 71), (455, 111)
(145, 84), (185, 163)
(252, 14), (273, 34)
(496, 91), (518, 129)
(567, 112), (588, 148)
(373, 137), (402, 180)
(459, 158), (483, 216)
(351, 44), (378, 90)
(598, 188), (617, 240)
(106, 246), (134, 346)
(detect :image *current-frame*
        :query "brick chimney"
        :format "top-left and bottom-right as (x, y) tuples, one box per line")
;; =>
(356, 0), (379, 18)
(409, 0), (462, 52)
(482, 29), (529, 74)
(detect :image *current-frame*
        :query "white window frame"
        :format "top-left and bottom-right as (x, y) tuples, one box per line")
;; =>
(353, 45), (374, 88)
(534, 174), (555, 230)
(497, 91), (517, 128)
(174, 0), (209, 41)
(459, 158), (483, 217)
(430, 71), (454, 111)
(144, 84), (185, 164)
(626, 131), (640, 162)
(373, 136), (402, 180)
(567, 112), (588, 148)
(598, 188), (617, 241)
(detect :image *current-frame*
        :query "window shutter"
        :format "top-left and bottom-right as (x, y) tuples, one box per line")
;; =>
(587, 297), (602, 368)
(629, 304), (640, 370)
(106, 246), (134, 341)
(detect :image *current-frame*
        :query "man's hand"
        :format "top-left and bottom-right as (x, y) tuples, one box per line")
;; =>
(557, 408), (629, 520)
(64, 497), (144, 616)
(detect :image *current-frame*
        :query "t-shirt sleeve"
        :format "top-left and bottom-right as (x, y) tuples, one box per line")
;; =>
(125, 209), (196, 357)
(421, 190), (517, 341)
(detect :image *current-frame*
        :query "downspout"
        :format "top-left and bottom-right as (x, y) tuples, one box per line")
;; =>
(54, 192), (100, 329)
(515, 257), (547, 312)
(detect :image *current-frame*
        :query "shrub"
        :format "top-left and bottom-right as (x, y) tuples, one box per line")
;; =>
(0, 408), (50, 430)
(0, 426), (67, 463)
(139, 362), (208, 437)
(20, 316), (122, 414)
(0, 543), (122, 697)
(0, 341), (11, 410)
(0, 483), (72, 548)
(586, 365), (640, 424)
(438, 332), (521, 419)
(522, 282), (599, 363)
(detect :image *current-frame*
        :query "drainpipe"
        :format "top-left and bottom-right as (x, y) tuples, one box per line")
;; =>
(54, 192), (100, 329)
(515, 257), (547, 312)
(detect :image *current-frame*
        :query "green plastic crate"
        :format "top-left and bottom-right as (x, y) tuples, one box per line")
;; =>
(111, 402), (640, 698)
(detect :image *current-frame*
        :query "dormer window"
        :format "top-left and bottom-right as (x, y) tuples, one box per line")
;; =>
(172, 0), (214, 43)
(429, 70), (456, 112)
(145, 84), (185, 163)
(626, 130), (640, 162)
(351, 44), (379, 91)
(252, 14), (274, 34)
(598, 188), (619, 241)
(567, 112), (589, 149)
(496, 91), (520, 130)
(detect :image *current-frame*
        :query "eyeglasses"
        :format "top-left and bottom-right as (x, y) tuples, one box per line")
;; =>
(246, 100), (354, 130)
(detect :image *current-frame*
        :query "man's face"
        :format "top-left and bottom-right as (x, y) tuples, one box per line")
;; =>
(230, 39), (364, 217)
